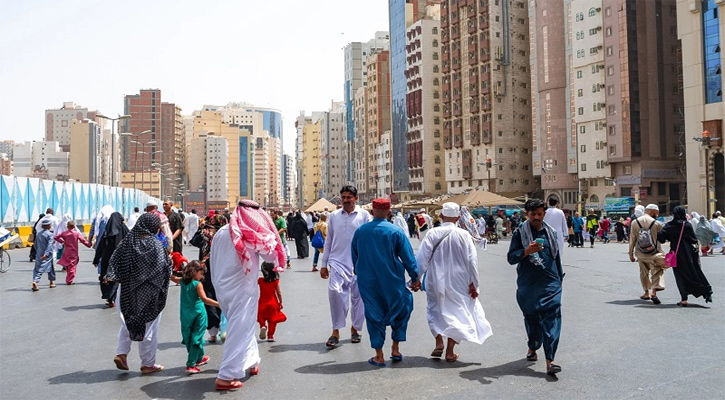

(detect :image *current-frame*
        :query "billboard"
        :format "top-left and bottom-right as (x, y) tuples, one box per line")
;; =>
(603, 197), (635, 212)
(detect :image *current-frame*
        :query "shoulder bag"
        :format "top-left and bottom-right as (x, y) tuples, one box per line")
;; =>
(664, 221), (685, 268)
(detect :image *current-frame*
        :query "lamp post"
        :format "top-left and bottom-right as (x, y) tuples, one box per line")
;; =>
(477, 158), (494, 192)
(694, 130), (721, 215)
(96, 114), (131, 187)
(131, 137), (156, 190)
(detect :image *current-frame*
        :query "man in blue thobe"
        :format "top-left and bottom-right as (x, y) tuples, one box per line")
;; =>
(32, 218), (56, 291)
(351, 198), (420, 367)
(507, 199), (564, 376)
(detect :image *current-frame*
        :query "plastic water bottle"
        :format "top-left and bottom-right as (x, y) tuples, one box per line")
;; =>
(529, 238), (547, 268)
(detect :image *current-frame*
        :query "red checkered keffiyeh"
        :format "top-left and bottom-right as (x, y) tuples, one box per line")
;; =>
(229, 200), (286, 274)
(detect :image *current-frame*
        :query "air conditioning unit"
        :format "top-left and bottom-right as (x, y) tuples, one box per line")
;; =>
(596, 7), (602, 12)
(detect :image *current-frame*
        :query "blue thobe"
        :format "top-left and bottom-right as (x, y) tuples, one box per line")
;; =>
(33, 229), (56, 283)
(507, 227), (564, 361)
(351, 218), (419, 350)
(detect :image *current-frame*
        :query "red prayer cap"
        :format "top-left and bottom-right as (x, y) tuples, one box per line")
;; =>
(372, 198), (391, 210)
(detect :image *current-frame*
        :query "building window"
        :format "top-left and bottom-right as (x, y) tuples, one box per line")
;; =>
(589, 7), (597, 17)
(579, 125), (586, 134)
(624, 165), (632, 175)
(581, 163), (587, 171)
(703, 0), (722, 103)
(606, 27), (612, 36)
(580, 145), (586, 153)
(578, 107), (584, 115)
(577, 71), (582, 79)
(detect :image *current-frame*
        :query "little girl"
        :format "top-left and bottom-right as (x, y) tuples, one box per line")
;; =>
(171, 260), (220, 374)
(54, 220), (91, 285)
(258, 262), (286, 342)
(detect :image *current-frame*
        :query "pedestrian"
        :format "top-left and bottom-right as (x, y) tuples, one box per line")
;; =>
(170, 260), (219, 375)
(210, 200), (285, 391)
(270, 210), (292, 269)
(407, 213), (419, 239)
(572, 211), (584, 247)
(506, 199), (564, 376)
(495, 213), (505, 239)
(586, 209), (599, 248)
(145, 200), (173, 253)
(657, 206), (713, 306)
(416, 202), (492, 363)
(89, 205), (114, 248)
(320, 185), (371, 348)
(393, 211), (408, 233)
(628, 204), (666, 304)
(258, 262), (287, 343)
(31, 218), (56, 291)
(710, 213), (725, 254)
(285, 212), (294, 241)
(54, 220), (91, 285)
(183, 209), (200, 245)
(311, 213), (328, 272)
(127, 207), (141, 230)
(198, 213), (228, 343)
(351, 198), (420, 367)
(93, 212), (129, 308)
(163, 200), (184, 253)
(543, 197), (568, 254)
(289, 211), (310, 258)
(28, 213), (45, 262)
(107, 213), (172, 374)
(53, 213), (75, 262)
(600, 216), (611, 244)
(693, 213), (716, 257)
(417, 208), (433, 238)
(615, 218), (627, 243)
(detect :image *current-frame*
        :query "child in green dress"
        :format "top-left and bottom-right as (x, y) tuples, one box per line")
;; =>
(172, 260), (220, 374)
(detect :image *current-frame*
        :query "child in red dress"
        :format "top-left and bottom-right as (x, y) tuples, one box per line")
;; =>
(258, 262), (286, 342)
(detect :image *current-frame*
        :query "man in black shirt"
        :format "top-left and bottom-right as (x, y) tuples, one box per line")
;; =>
(163, 200), (184, 253)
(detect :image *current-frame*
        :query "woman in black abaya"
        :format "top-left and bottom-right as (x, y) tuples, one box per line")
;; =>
(289, 212), (309, 258)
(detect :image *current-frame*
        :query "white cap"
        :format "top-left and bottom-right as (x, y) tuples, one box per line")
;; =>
(146, 200), (158, 208)
(717, 211), (722, 215)
(645, 204), (659, 211)
(441, 202), (461, 218)
(634, 205), (645, 218)
(420, 208), (426, 213)
(41, 218), (52, 225)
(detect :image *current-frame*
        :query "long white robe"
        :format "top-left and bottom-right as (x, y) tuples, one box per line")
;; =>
(711, 218), (725, 252)
(210, 225), (276, 381)
(416, 223), (492, 345)
(393, 214), (408, 232)
(543, 207), (568, 253)
(183, 213), (199, 243)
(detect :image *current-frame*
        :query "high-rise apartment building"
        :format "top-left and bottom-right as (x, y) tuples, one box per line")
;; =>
(301, 120), (322, 207)
(353, 87), (369, 198)
(406, 14), (446, 197)
(344, 32), (390, 183)
(69, 119), (104, 184)
(317, 103), (347, 199)
(296, 113), (312, 208)
(531, 1), (685, 212)
(0, 140), (15, 159)
(45, 102), (98, 152)
(678, 0), (725, 216)
(441, 0), (534, 197)
(366, 50), (392, 197)
(122, 89), (185, 201)
(282, 154), (297, 208)
(13, 141), (69, 180)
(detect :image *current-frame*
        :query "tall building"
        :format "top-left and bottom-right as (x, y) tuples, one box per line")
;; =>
(295, 112), (312, 208)
(376, 131), (393, 197)
(45, 102), (98, 152)
(317, 102), (347, 199)
(12, 141), (69, 180)
(282, 153), (297, 208)
(0, 153), (12, 176)
(678, 0), (725, 216)
(441, 0), (534, 198)
(0, 140), (15, 159)
(353, 87), (369, 198)
(406, 13), (446, 198)
(122, 89), (185, 201)
(69, 118), (103, 184)
(531, 1), (685, 212)
(344, 32), (390, 183)
(301, 120), (322, 207)
(366, 50), (392, 197)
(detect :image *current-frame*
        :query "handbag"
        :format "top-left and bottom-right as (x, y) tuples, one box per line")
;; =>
(189, 230), (204, 248)
(665, 221), (685, 268)
(28, 232), (35, 243)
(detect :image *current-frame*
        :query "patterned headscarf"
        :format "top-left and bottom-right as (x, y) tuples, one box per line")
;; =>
(228, 200), (286, 274)
(106, 213), (171, 341)
(200, 214), (228, 266)
(456, 206), (487, 249)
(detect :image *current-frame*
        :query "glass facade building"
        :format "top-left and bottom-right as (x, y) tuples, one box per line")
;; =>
(239, 136), (250, 197)
(390, 0), (409, 192)
(703, 0), (722, 103)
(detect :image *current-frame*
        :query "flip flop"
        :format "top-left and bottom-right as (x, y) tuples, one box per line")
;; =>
(639, 295), (651, 300)
(250, 366), (260, 376)
(368, 357), (386, 367)
(351, 333), (362, 343)
(651, 296), (661, 305)
(215, 380), (243, 391)
(547, 363), (562, 376)
(325, 336), (340, 348)
(526, 351), (538, 361)
(677, 302), (688, 307)
(113, 355), (129, 371)
(445, 353), (459, 363)
(430, 348), (444, 358)
(390, 354), (403, 362)
(140, 364), (164, 374)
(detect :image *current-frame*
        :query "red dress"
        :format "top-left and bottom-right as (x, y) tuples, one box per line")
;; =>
(257, 278), (287, 324)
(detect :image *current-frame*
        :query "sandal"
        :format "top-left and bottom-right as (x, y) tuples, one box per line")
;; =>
(650, 296), (661, 305)
(32, 282), (39, 292)
(547, 363), (562, 376)
(113, 355), (129, 371)
(526, 351), (538, 361)
(49, 283), (56, 288)
(430, 348), (444, 358)
(639, 295), (650, 300)
(677, 301), (688, 307)
(215, 380), (243, 391)
(140, 364), (164, 374)
(325, 335), (340, 348)
(445, 353), (459, 363)
(250, 365), (260, 375)
(351, 333), (362, 344)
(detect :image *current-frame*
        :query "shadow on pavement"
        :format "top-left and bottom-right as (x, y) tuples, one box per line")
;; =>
(267, 342), (332, 355)
(139, 374), (219, 400)
(157, 341), (185, 351)
(295, 356), (480, 375)
(62, 304), (109, 311)
(605, 299), (651, 306)
(634, 303), (710, 309)
(49, 369), (135, 385)
(459, 359), (558, 384)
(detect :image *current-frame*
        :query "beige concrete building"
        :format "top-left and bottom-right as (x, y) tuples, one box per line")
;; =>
(12, 141), (69, 180)
(376, 131), (393, 197)
(301, 121), (322, 207)
(441, 0), (534, 198)
(678, 0), (725, 216)
(69, 119), (103, 184)
(121, 171), (161, 198)
(296, 113), (312, 208)
(45, 102), (98, 152)
(366, 50), (392, 197)
(406, 17), (446, 198)
(353, 87), (369, 198)
(0, 153), (12, 176)
(316, 102), (347, 199)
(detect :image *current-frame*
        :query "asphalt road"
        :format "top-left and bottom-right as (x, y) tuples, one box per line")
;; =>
(0, 235), (723, 400)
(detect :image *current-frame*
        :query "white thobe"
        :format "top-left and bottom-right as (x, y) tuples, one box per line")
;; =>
(115, 286), (162, 368)
(393, 215), (408, 232)
(320, 205), (371, 330)
(211, 225), (276, 381)
(543, 207), (568, 253)
(127, 212), (141, 230)
(711, 219), (725, 252)
(183, 214), (199, 242)
(416, 223), (493, 344)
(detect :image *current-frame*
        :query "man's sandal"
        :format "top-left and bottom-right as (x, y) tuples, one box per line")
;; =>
(113, 355), (129, 371)
(215, 380), (243, 391)
(140, 364), (164, 374)
(430, 348), (444, 358)
(325, 336), (340, 348)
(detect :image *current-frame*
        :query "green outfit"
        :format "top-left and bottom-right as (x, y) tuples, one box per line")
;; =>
(180, 280), (208, 367)
(274, 217), (287, 244)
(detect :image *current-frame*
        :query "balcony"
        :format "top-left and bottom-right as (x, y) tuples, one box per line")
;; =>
(479, 4), (488, 15)
(443, 105), (451, 119)
(453, 103), (462, 117)
(451, 12), (459, 25)
(451, 26), (460, 41)
(480, 15), (489, 30)
(468, 19), (477, 35)
(470, 98), (480, 114)
(482, 119), (492, 144)
(482, 94), (491, 111)
(462, 150), (472, 179)
(442, 27), (449, 44)
(441, 15), (448, 29)
(467, 0), (477, 6)
(443, 127), (453, 150)
(468, 51), (478, 65)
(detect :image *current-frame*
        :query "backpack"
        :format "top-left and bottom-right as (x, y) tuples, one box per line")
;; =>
(635, 218), (657, 254)
(311, 229), (325, 249)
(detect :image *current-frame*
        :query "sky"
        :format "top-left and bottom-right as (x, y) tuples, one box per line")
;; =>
(0, 0), (390, 156)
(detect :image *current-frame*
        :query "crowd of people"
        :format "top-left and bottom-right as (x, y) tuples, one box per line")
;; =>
(23, 187), (721, 391)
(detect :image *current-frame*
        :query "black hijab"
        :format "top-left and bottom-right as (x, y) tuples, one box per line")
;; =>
(103, 212), (129, 239)
(672, 206), (688, 222)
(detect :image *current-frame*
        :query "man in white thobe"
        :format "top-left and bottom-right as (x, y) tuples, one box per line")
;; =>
(710, 215), (725, 254)
(211, 201), (282, 391)
(127, 207), (141, 230)
(183, 209), (200, 245)
(393, 211), (408, 233)
(543, 197), (568, 255)
(416, 202), (492, 362)
(320, 185), (371, 347)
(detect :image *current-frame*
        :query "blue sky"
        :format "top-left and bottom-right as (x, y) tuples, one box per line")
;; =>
(0, 0), (389, 155)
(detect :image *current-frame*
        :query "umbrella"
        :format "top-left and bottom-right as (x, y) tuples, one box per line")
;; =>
(437, 189), (523, 207)
(305, 198), (337, 213)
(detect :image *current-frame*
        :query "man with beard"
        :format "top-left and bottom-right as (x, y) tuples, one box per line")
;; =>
(163, 200), (184, 253)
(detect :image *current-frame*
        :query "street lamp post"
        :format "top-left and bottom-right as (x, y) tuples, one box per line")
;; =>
(96, 114), (131, 187)
(694, 130), (721, 215)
